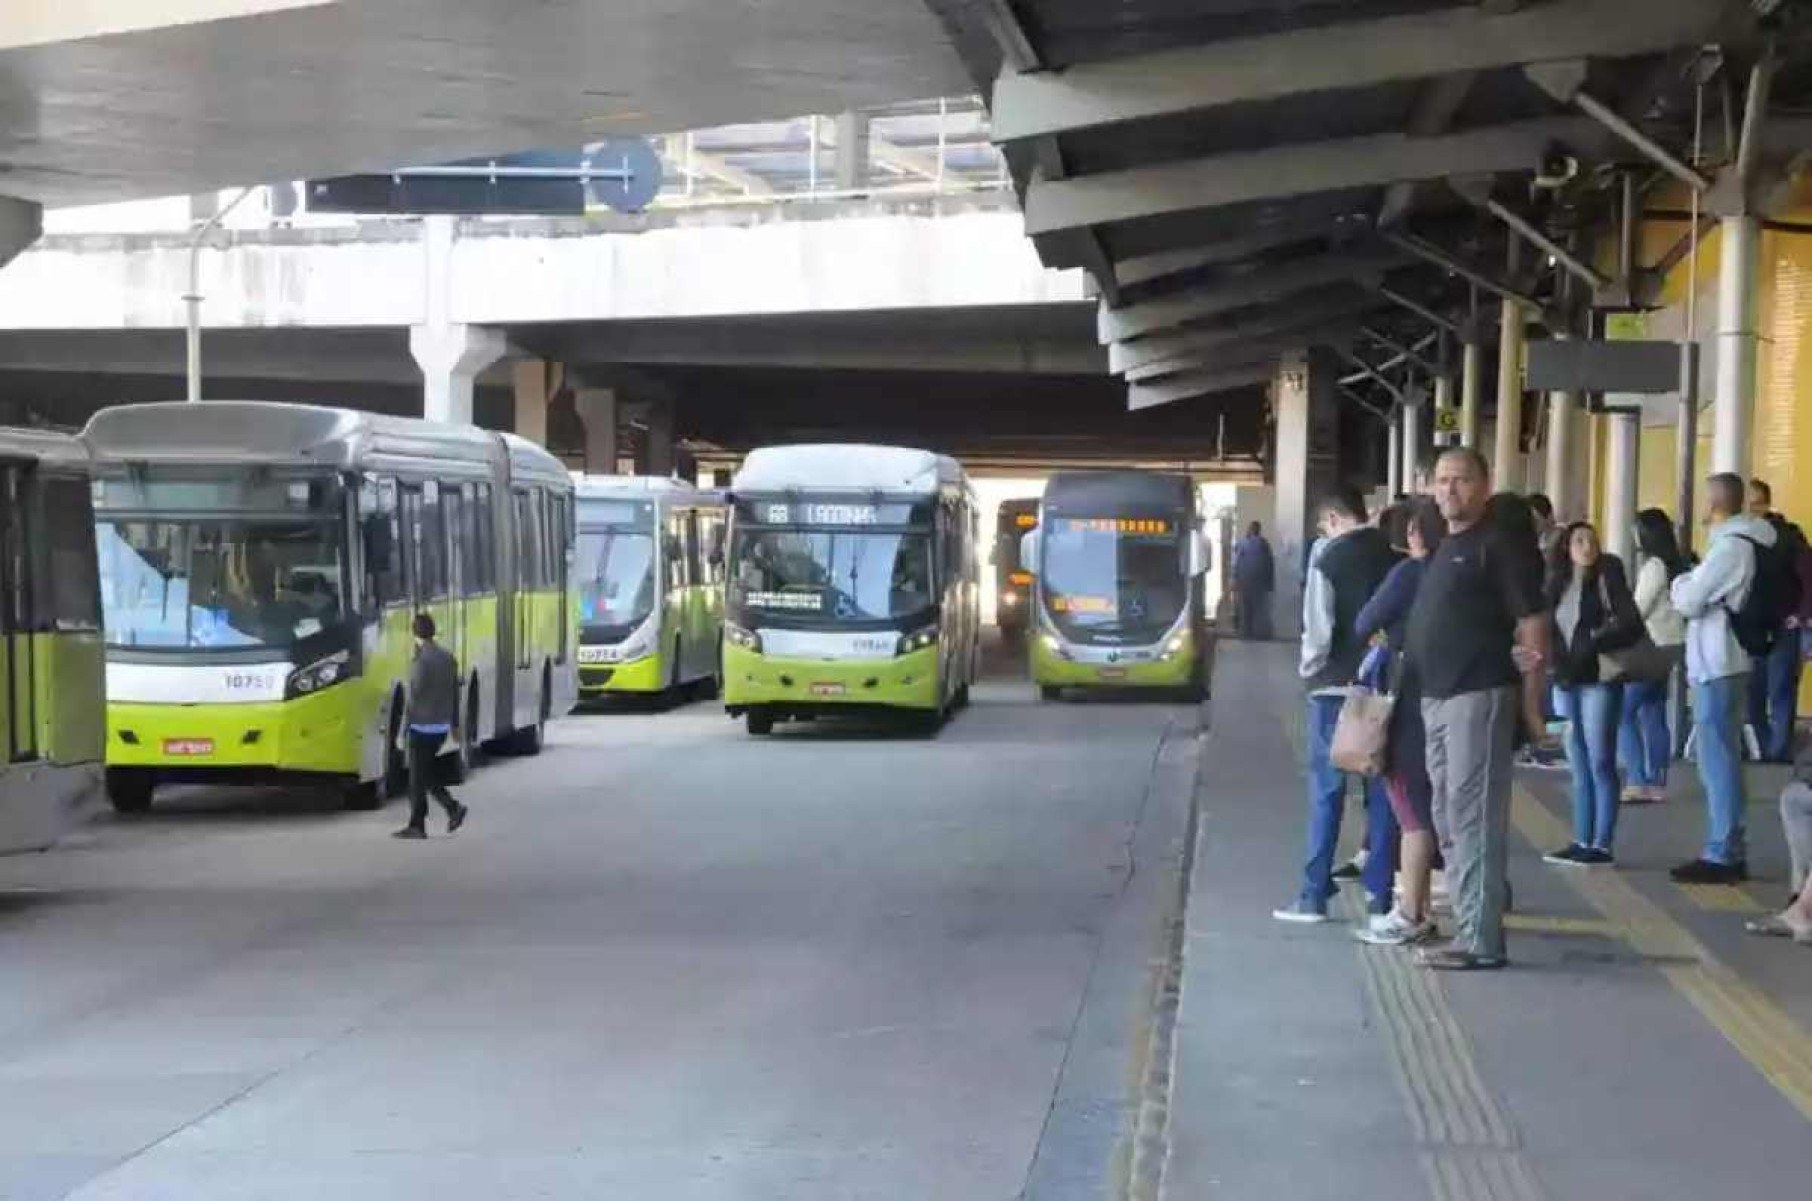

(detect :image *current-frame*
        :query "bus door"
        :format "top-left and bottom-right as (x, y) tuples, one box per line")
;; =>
(0, 462), (36, 764)
(512, 489), (535, 675)
(554, 492), (570, 669)
(442, 485), (468, 684)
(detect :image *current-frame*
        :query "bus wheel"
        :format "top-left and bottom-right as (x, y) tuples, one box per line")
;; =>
(452, 682), (480, 782)
(511, 677), (548, 755)
(746, 710), (775, 737)
(912, 709), (945, 738)
(105, 768), (155, 815)
(342, 778), (384, 812)
(1039, 686), (1063, 703)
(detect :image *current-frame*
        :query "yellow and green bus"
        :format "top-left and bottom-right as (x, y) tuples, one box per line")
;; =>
(722, 445), (980, 736)
(575, 476), (726, 701)
(1022, 470), (1211, 702)
(83, 401), (577, 814)
(0, 428), (105, 853)
(993, 497), (1039, 638)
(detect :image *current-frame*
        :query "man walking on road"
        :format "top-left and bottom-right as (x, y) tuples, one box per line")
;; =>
(1231, 521), (1276, 639)
(394, 613), (470, 840)
(1405, 449), (1548, 971)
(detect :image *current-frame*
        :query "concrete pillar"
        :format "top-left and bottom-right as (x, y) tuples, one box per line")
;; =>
(575, 388), (619, 475)
(1435, 369), (1458, 450)
(1546, 390), (1579, 519)
(1460, 338), (1483, 449)
(511, 359), (561, 447)
(0, 196), (42, 272)
(1493, 299), (1526, 491)
(1386, 410), (1403, 497)
(1713, 214), (1759, 475)
(1401, 401), (1422, 491)
(1605, 409), (1640, 565)
(410, 322), (505, 425)
(1271, 349), (1338, 639)
(639, 402), (676, 477)
(834, 111), (870, 191)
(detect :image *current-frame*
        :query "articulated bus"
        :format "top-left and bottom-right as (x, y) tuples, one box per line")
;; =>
(0, 429), (105, 853)
(993, 497), (1039, 637)
(722, 445), (980, 736)
(1022, 470), (1211, 702)
(575, 476), (726, 701)
(84, 402), (577, 814)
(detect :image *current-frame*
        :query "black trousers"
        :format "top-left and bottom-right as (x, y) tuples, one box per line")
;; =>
(406, 730), (459, 829)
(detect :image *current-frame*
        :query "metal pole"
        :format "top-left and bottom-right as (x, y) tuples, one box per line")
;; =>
(936, 98), (949, 192)
(1461, 293), (1483, 450)
(807, 116), (820, 194)
(1712, 214), (1758, 473)
(1606, 409), (1640, 565)
(1485, 197), (1609, 290)
(1492, 242), (1526, 490)
(1574, 89), (1711, 193)
(184, 186), (255, 403)
(1676, 81), (1706, 556)
(1387, 409), (1404, 496)
(1401, 399), (1422, 491)
(1546, 388), (1578, 517)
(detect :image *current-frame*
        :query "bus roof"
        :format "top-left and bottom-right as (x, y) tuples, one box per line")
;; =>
(81, 402), (568, 490)
(0, 425), (91, 470)
(1043, 469), (1194, 513)
(733, 444), (965, 495)
(572, 475), (723, 506)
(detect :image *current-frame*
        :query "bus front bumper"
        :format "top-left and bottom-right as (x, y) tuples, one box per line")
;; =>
(106, 688), (363, 776)
(579, 653), (665, 696)
(1030, 633), (1197, 688)
(722, 643), (940, 713)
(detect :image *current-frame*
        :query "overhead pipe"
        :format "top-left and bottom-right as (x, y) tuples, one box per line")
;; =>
(1485, 198), (1608, 290)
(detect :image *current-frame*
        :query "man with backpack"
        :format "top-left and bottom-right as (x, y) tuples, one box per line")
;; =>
(1747, 479), (1807, 762)
(1669, 474), (1781, 883)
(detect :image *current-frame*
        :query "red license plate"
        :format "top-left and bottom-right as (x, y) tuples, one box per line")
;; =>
(163, 738), (215, 757)
(810, 682), (847, 697)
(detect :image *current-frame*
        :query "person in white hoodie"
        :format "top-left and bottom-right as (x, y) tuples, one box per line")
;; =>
(1619, 509), (1689, 804)
(1669, 474), (1777, 883)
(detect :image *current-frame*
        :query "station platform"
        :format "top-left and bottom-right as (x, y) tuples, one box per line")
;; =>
(1165, 640), (1812, 1201)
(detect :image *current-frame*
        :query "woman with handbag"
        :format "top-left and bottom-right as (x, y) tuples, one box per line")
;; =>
(1619, 509), (1689, 804)
(1543, 521), (1646, 866)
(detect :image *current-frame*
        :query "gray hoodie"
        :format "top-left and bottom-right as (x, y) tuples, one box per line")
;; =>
(1669, 513), (1777, 685)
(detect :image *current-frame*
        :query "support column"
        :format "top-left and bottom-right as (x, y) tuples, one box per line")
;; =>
(1270, 349), (1338, 639)
(1460, 337), (1483, 449)
(511, 358), (562, 447)
(1605, 408), (1640, 565)
(834, 111), (870, 191)
(0, 196), (43, 271)
(1713, 214), (1759, 475)
(1401, 399), (1423, 492)
(1493, 299), (1527, 490)
(638, 401), (676, 477)
(1546, 390), (1578, 518)
(574, 388), (619, 475)
(1386, 409), (1404, 497)
(410, 323), (505, 425)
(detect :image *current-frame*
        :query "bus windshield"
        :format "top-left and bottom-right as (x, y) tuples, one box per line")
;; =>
(96, 518), (347, 650)
(1041, 516), (1187, 644)
(730, 528), (933, 625)
(577, 528), (656, 634)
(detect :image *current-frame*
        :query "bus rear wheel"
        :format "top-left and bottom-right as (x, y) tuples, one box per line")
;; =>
(746, 710), (775, 736)
(1039, 685), (1063, 703)
(105, 768), (155, 815)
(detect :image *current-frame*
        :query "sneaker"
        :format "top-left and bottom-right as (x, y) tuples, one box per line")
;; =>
(447, 802), (468, 833)
(1416, 947), (1508, 971)
(1356, 910), (1437, 947)
(1543, 844), (1590, 867)
(1271, 899), (1330, 925)
(391, 826), (427, 841)
(1670, 858), (1749, 884)
(1581, 847), (1615, 866)
(1331, 860), (1363, 882)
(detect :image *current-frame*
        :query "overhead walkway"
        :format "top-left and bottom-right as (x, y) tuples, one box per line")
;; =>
(1167, 640), (1812, 1200)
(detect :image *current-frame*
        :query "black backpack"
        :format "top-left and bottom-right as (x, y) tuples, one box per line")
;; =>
(1730, 528), (1804, 656)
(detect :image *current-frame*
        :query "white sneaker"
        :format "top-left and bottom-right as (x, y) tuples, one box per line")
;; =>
(1271, 899), (1330, 924)
(1356, 910), (1436, 946)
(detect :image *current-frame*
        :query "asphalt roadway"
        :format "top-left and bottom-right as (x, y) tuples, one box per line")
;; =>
(0, 672), (1201, 1200)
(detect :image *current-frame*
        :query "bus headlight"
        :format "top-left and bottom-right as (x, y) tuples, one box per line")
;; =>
(286, 650), (352, 699)
(1164, 635), (1189, 660)
(896, 625), (939, 656)
(618, 627), (656, 661)
(1040, 633), (1071, 660)
(725, 624), (763, 653)
(1000, 592), (1020, 607)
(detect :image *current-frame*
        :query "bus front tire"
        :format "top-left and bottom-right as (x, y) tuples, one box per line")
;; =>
(1039, 686), (1063, 703)
(746, 710), (775, 737)
(342, 779), (385, 812)
(105, 769), (155, 815)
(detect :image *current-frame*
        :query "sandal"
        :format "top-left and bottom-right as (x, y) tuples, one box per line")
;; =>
(1746, 912), (1812, 943)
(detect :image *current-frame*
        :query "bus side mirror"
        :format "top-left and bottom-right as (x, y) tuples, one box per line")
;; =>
(1189, 530), (1212, 577)
(1019, 529), (1041, 577)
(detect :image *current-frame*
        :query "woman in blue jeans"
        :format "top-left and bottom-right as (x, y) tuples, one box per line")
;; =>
(1543, 522), (1646, 866)
(1619, 510), (1688, 803)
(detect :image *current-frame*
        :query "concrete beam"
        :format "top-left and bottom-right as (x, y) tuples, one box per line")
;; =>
(1124, 348), (1281, 384)
(1097, 252), (1401, 344)
(0, 0), (330, 51)
(1127, 363), (1274, 413)
(662, 135), (774, 196)
(1108, 291), (1382, 373)
(1111, 216), (1355, 288)
(0, 197), (43, 272)
(1378, 71), (1479, 228)
(1025, 117), (1602, 236)
(974, 0), (1042, 73)
(992, 0), (1734, 143)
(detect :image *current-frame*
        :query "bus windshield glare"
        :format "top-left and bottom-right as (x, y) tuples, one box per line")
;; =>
(1041, 515), (1186, 644)
(731, 528), (933, 624)
(576, 527), (656, 633)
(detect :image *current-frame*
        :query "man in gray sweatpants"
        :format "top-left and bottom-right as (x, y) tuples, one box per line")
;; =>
(1404, 450), (1549, 970)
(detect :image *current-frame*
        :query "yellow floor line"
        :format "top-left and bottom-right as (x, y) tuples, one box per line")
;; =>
(1513, 784), (1812, 1121)
(1676, 883), (1769, 914)
(1502, 913), (1618, 937)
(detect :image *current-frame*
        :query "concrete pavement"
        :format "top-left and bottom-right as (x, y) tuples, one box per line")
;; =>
(0, 678), (1199, 1200)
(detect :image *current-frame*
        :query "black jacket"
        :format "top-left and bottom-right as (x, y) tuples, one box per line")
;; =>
(1544, 554), (1644, 686)
(407, 641), (461, 728)
(1308, 526), (1401, 690)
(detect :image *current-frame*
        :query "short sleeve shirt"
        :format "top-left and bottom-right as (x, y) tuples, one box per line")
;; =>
(1406, 521), (1545, 699)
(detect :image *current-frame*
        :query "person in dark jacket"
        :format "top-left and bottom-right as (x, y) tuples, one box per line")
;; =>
(1231, 521), (1276, 639)
(394, 613), (469, 840)
(1541, 522), (1644, 865)
(1746, 478), (1806, 762)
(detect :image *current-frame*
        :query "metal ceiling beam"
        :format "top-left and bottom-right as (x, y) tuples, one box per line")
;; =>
(1108, 292), (1383, 373)
(1379, 230), (1541, 311)
(1378, 71), (1478, 228)
(1482, 198), (1609, 290)
(661, 135), (773, 196)
(1362, 327), (1439, 375)
(991, 0), (1735, 143)
(1096, 251), (1403, 344)
(1121, 325), (1364, 383)
(1335, 348), (1411, 406)
(1374, 285), (1460, 336)
(974, 0), (1041, 74)
(1025, 117), (1601, 236)
(1111, 216), (1354, 288)
(1524, 60), (1713, 192)
(1127, 363), (1275, 413)
(1125, 349), (1283, 384)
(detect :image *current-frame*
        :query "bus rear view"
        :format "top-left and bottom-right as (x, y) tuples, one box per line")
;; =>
(1026, 471), (1209, 701)
(993, 498), (1038, 638)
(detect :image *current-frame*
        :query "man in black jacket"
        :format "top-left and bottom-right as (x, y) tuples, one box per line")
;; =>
(1274, 485), (1402, 924)
(394, 613), (470, 840)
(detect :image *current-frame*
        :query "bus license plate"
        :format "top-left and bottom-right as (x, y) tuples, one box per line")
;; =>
(810, 682), (846, 697)
(1098, 667), (1128, 681)
(163, 738), (215, 756)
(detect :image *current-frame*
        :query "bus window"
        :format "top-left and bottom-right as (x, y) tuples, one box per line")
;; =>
(473, 483), (494, 593)
(40, 474), (101, 633)
(514, 490), (539, 590)
(684, 513), (703, 586)
(442, 487), (464, 599)
(361, 476), (404, 608)
(2, 464), (32, 762)
(459, 485), (483, 598)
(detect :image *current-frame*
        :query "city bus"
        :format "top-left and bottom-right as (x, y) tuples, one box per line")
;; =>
(1022, 470), (1211, 702)
(722, 444), (980, 736)
(993, 497), (1039, 637)
(0, 428), (105, 853)
(84, 401), (577, 814)
(575, 476), (726, 701)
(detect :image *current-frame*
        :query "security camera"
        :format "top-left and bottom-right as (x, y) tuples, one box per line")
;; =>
(1533, 147), (1579, 190)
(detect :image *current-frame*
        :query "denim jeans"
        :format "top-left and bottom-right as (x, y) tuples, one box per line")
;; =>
(1301, 694), (1399, 913)
(1692, 673), (1749, 865)
(1558, 683), (1622, 850)
(1617, 676), (1671, 789)
(1747, 633), (1802, 762)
